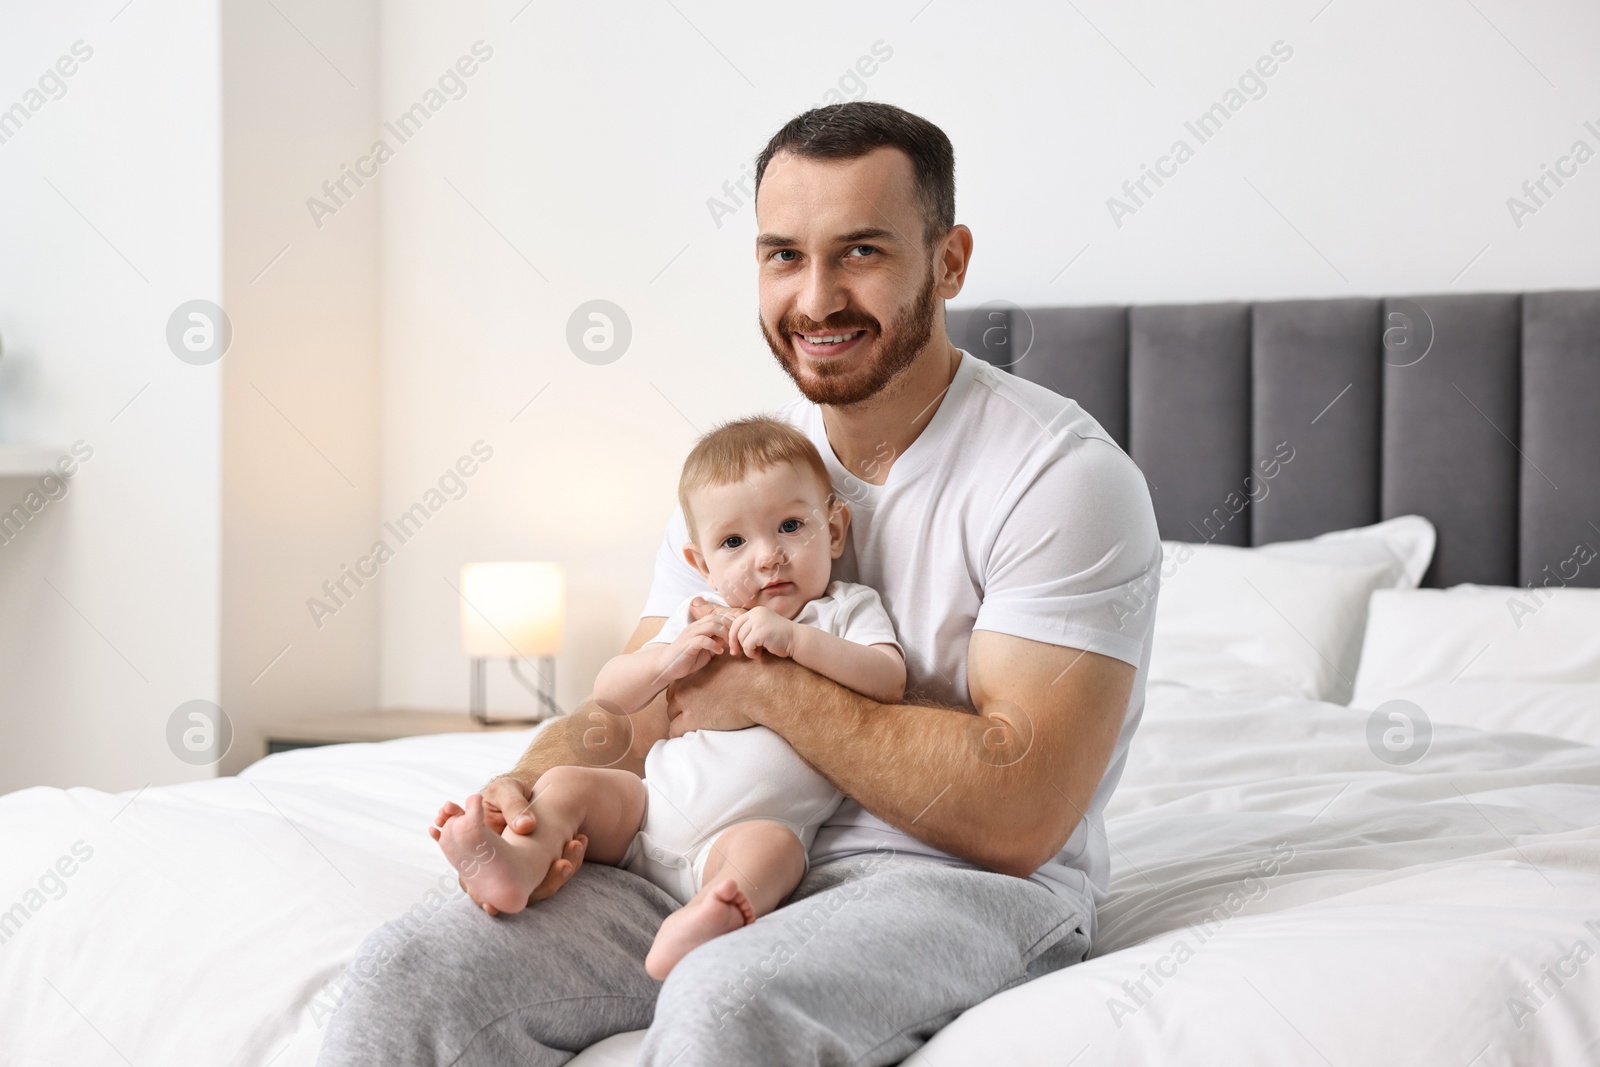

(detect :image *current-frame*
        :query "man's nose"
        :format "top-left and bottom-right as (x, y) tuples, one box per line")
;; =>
(796, 260), (848, 325)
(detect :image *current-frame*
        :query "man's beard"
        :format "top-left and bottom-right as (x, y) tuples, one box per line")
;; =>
(760, 269), (939, 407)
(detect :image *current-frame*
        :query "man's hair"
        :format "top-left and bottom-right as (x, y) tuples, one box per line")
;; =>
(678, 416), (834, 544)
(753, 101), (955, 249)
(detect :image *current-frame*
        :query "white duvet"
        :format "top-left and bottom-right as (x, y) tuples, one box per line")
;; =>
(3, 684), (1598, 1066)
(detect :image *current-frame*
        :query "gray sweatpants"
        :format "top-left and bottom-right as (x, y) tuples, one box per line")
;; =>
(316, 849), (1091, 1066)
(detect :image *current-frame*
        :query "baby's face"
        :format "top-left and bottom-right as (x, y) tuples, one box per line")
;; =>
(683, 461), (849, 619)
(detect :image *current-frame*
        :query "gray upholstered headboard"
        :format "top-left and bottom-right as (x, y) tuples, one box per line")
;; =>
(947, 290), (1600, 589)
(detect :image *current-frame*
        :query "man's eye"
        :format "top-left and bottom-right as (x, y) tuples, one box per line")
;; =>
(847, 245), (877, 258)
(771, 249), (798, 263)
(720, 535), (744, 549)
(779, 518), (803, 534)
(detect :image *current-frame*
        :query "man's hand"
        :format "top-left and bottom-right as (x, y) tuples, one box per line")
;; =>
(481, 773), (536, 835)
(429, 775), (589, 909)
(430, 801), (589, 912)
(687, 596), (746, 623)
(726, 606), (796, 659)
(664, 652), (776, 737)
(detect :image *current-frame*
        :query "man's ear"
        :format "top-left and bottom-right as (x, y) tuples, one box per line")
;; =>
(934, 223), (974, 301)
(827, 499), (851, 559)
(682, 542), (712, 580)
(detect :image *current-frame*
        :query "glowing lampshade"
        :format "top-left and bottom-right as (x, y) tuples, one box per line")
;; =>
(459, 562), (565, 659)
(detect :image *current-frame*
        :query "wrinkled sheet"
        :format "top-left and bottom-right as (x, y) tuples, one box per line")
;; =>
(2, 684), (1597, 1065)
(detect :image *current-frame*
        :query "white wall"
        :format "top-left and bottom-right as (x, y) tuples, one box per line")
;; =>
(218, 0), (380, 775)
(0, 0), (382, 790)
(0, 0), (223, 792)
(373, 0), (1600, 715)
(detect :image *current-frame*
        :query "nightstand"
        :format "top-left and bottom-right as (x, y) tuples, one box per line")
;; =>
(259, 709), (538, 757)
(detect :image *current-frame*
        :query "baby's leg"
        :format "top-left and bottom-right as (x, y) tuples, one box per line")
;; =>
(436, 765), (646, 915)
(644, 819), (806, 980)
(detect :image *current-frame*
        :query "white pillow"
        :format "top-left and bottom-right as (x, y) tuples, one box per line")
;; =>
(1150, 544), (1392, 702)
(1352, 586), (1600, 698)
(1348, 680), (1600, 748)
(1151, 516), (1436, 703)
(1256, 514), (1436, 589)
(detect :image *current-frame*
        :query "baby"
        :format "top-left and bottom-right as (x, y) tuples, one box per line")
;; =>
(434, 415), (905, 978)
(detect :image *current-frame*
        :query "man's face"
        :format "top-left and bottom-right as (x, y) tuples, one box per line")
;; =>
(755, 147), (941, 406)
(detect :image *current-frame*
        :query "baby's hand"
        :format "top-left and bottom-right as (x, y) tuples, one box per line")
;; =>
(659, 614), (731, 683)
(727, 606), (795, 659)
(688, 596), (746, 624)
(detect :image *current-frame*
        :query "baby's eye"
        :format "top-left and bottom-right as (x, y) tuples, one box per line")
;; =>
(720, 535), (745, 549)
(779, 518), (803, 534)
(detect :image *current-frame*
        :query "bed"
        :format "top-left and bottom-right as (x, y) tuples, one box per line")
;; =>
(4, 288), (1599, 1065)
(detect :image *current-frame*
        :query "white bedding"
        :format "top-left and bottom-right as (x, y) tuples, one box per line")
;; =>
(3, 685), (1598, 1065)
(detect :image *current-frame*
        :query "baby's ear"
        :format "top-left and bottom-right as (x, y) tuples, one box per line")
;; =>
(682, 542), (711, 579)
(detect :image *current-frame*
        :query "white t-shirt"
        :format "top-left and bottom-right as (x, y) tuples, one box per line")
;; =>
(643, 349), (1161, 937)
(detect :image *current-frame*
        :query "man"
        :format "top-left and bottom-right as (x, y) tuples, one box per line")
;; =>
(320, 101), (1160, 1066)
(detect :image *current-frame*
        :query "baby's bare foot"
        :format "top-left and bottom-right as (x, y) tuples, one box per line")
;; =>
(436, 794), (554, 915)
(645, 878), (754, 980)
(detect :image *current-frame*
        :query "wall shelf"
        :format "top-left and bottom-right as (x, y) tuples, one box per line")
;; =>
(0, 445), (66, 478)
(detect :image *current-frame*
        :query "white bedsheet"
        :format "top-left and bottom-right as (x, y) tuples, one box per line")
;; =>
(919, 683), (1600, 1066)
(3, 685), (1598, 1065)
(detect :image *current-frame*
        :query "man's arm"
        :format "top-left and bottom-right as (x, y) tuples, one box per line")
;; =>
(665, 629), (1133, 879)
(788, 628), (905, 705)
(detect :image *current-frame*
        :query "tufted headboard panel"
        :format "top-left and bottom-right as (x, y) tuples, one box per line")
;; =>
(947, 290), (1600, 589)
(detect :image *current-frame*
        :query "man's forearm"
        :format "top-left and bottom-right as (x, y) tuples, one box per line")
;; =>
(493, 694), (667, 786)
(668, 629), (1132, 878)
(495, 713), (622, 785)
(748, 660), (1051, 877)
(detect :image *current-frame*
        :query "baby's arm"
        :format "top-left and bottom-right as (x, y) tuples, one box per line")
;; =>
(593, 614), (729, 714)
(792, 626), (905, 704)
(727, 609), (905, 704)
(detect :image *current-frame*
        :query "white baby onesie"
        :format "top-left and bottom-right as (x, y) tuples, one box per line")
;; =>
(619, 580), (901, 905)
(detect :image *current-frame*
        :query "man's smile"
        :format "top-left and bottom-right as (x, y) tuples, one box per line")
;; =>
(793, 329), (869, 358)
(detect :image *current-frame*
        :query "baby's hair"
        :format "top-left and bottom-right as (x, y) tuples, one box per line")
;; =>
(678, 416), (835, 544)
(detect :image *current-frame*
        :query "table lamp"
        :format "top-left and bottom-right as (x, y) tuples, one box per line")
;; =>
(459, 561), (565, 725)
